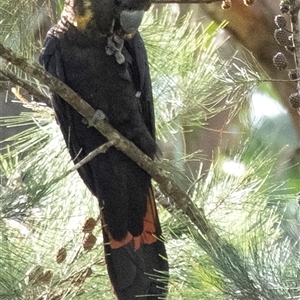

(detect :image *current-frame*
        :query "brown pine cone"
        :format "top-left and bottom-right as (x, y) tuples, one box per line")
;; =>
(243, 0), (255, 6)
(280, 1), (290, 14)
(273, 52), (288, 70)
(71, 274), (85, 286)
(221, 0), (231, 9)
(288, 70), (298, 80)
(82, 233), (97, 251)
(289, 93), (300, 108)
(274, 15), (287, 28)
(274, 28), (290, 46)
(82, 217), (97, 233)
(84, 267), (93, 278)
(24, 265), (44, 285)
(38, 270), (53, 284)
(55, 247), (67, 264)
(71, 267), (93, 286)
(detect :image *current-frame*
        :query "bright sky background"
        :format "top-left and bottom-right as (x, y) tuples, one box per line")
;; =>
(250, 91), (287, 125)
(222, 91), (294, 177)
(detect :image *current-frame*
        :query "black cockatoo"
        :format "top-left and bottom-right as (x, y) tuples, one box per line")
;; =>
(39, 0), (168, 299)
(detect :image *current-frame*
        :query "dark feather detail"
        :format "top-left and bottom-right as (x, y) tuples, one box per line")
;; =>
(39, 0), (168, 299)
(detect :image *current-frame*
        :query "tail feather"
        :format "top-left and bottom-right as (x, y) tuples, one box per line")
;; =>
(101, 187), (169, 299)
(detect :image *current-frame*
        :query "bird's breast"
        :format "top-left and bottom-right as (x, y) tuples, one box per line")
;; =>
(60, 30), (139, 125)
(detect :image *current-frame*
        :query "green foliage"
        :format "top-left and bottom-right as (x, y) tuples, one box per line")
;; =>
(0, 0), (37, 54)
(0, 117), (112, 299)
(141, 8), (265, 142)
(163, 144), (298, 300)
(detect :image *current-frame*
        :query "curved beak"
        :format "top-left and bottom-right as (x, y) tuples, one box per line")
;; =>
(120, 10), (145, 34)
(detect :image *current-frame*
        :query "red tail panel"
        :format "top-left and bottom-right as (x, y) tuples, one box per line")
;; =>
(101, 187), (168, 299)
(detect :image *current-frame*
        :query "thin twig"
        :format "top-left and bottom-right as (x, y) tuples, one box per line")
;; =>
(42, 141), (117, 187)
(69, 140), (116, 173)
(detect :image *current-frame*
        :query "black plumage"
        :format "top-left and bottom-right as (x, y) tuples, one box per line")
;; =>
(39, 0), (168, 299)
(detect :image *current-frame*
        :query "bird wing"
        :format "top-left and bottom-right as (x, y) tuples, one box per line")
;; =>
(39, 33), (98, 194)
(126, 32), (156, 139)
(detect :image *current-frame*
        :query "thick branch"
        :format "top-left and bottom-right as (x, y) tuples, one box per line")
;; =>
(0, 42), (257, 293)
(0, 43), (251, 283)
(0, 42), (218, 236)
(0, 67), (51, 106)
(0, 42), (212, 236)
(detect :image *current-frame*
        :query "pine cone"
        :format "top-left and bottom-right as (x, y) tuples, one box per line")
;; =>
(71, 267), (93, 286)
(280, 1), (290, 14)
(55, 247), (67, 264)
(84, 267), (93, 278)
(289, 93), (300, 108)
(274, 28), (290, 46)
(221, 0), (231, 9)
(243, 0), (255, 6)
(24, 265), (44, 285)
(82, 217), (97, 233)
(274, 15), (287, 28)
(82, 233), (97, 251)
(71, 275), (85, 286)
(273, 52), (288, 70)
(38, 270), (53, 284)
(288, 70), (298, 80)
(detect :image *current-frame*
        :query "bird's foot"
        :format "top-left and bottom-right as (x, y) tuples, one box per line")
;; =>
(88, 109), (106, 127)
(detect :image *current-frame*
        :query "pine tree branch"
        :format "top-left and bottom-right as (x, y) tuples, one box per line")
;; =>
(151, 0), (255, 6)
(152, 0), (253, 5)
(0, 41), (213, 231)
(0, 42), (212, 236)
(152, 0), (220, 3)
(0, 67), (51, 106)
(0, 42), (258, 296)
(287, 0), (300, 114)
